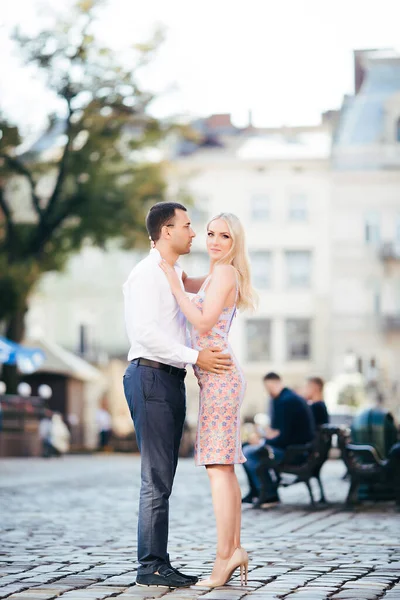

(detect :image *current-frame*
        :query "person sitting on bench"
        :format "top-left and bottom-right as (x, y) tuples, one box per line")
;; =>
(242, 372), (315, 507)
(304, 376), (330, 427)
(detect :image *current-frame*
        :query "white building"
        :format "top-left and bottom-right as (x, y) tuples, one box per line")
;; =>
(26, 115), (333, 418)
(331, 49), (400, 413)
(23, 49), (400, 420)
(171, 117), (333, 416)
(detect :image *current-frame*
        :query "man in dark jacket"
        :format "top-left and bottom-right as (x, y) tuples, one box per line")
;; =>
(242, 372), (315, 506)
(304, 376), (330, 427)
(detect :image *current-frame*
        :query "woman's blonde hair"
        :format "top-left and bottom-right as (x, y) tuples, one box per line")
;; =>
(207, 212), (257, 312)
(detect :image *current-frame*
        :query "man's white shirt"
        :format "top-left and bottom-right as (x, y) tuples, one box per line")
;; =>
(123, 248), (199, 369)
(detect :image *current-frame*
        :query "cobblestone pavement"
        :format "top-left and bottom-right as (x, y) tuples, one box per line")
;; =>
(1, 455), (400, 600)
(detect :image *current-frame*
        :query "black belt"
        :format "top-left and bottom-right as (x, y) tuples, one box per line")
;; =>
(131, 358), (186, 380)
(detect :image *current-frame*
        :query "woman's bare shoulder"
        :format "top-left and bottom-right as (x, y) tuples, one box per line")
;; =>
(210, 264), (237, 290)
(213, 264), (237, 279)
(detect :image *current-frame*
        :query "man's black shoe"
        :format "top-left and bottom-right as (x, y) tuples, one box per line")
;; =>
(241, 492), (255, 504)
(136, 564), (194, 588)
(166, 554), (198, 583)
(253, 494), (280, 509)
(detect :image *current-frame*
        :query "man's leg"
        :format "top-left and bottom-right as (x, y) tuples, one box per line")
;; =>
(123, 363), (178, 575)
(256, 446), (285, 502)
(163, 375), (198, 582)
(242, 441), (266, 497)
(172, 378), (186, 476)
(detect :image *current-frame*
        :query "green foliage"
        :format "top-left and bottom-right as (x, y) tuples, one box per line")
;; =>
(0, 0), (168, 335)
(337, 383), (365, 408)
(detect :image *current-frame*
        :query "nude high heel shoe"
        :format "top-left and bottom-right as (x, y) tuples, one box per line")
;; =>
(239, 547), (249, 585)
(195, 547), (249, 588)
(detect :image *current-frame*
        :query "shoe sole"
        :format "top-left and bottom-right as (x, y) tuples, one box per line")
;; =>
(256, 501), (280, 508)
(136, 582), (193, 588)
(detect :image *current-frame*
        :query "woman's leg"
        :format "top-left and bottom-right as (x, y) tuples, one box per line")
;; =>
(233, 469), (242, 549)
(206, 464), (241, 563)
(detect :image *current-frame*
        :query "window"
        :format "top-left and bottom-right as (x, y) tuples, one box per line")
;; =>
(249, 251), (271, 289)
(246, 319), (271, 362)
(288, 194), (308, 221)
(365, 211), (380, 245)
(285, 251), (312, 287)
(286, 319), (311, 360)
(250, 194), (270, 220)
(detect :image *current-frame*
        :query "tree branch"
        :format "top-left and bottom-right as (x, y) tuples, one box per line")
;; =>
(44, 102), (74, 219)
(0, 186), (15, 242)
(0, 153), (43, 218)
(29, 193), (84, 258)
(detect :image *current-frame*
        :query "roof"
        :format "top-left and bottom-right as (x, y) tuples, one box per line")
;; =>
(335, 49), (400, 148)
(236, 131), (331, 160)
(23, 337), (105, 383)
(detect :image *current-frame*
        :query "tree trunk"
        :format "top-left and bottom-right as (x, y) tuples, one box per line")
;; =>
(1, 305), (27, 394)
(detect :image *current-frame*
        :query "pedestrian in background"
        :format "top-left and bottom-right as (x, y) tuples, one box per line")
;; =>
(50, 413), (70, 456)
(303, 376), (330, 427)
(39, 409), (53, 458)
(96, 406), (112, 450)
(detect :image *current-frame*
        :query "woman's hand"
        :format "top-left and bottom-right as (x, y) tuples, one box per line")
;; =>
(159, 259), (183, 295)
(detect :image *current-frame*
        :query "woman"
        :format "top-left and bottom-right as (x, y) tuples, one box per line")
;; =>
(160, 212), (256, 587)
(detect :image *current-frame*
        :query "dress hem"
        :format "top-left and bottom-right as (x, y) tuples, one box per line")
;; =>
(195, 458), (247, 467)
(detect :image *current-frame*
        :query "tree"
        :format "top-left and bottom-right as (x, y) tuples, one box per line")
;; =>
(0, 0), (168, 391)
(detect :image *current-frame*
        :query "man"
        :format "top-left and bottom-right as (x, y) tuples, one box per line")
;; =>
(123, 202), (231, 588)
(242, 372), (315, 507)
(96, 406), (112, 450)
(304, 376), (330, 427)
(39, 409), (54, 458)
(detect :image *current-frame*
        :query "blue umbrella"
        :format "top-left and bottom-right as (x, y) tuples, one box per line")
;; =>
(0, 336), (45, 374)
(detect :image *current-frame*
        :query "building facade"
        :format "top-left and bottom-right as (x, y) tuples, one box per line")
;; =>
(171, 120), (332, 416)
(331, 49), (400, 414)
(22, 49), (400, 420)
(26, 116), (333, 419)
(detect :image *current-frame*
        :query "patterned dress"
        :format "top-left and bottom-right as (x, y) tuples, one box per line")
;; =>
(189, 274), (246, 466)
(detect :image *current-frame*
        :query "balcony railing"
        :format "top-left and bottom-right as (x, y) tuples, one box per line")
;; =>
(380, 242), (400, 261)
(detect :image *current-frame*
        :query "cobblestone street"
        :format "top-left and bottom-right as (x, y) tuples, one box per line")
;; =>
(1, 455), (399, 600)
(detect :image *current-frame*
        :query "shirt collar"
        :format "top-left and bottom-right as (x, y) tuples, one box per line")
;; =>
(150, 248), (182, 270)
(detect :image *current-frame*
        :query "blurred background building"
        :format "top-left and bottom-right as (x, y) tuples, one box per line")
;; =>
(19, 48), (400, 425)
(331, 49), (400, 412)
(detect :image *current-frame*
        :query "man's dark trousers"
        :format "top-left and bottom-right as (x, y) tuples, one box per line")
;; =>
(123, 361), (186, 575)
(242, 442), (285, 497)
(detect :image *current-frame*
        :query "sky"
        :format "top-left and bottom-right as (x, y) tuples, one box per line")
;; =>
(0, 0), (400, 136)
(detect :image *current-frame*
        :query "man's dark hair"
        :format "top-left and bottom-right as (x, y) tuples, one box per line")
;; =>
(146, 202), (187, 242)
(263, 372), (281, 381)
(308, 376), (324, 390)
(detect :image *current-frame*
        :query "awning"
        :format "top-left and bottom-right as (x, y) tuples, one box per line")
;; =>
(0, 336), (45, 374)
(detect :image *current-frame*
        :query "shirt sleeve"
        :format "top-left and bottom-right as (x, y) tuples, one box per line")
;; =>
(125, 268), (198, 366)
